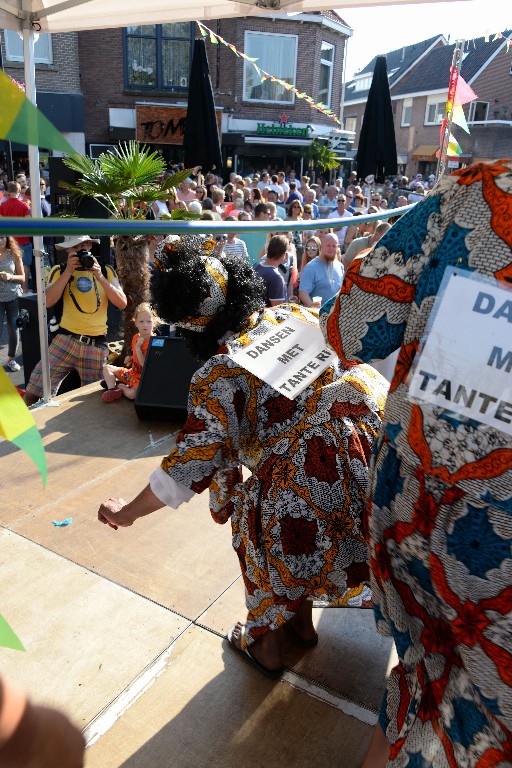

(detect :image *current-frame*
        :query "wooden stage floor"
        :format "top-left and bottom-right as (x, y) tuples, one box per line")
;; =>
(0, 382), (396, 767)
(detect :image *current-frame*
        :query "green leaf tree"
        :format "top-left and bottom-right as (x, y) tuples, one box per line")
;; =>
(305, 139), (341, 174)
(62, 141), (198, 352)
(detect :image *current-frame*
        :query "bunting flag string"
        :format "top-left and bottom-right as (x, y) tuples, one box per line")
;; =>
(0, 367), (47, 486)
(0, 70), (75, 154)
(196, 21), (341, 125)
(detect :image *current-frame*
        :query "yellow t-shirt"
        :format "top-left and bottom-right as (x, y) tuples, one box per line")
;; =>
(48, 264), (119, 336)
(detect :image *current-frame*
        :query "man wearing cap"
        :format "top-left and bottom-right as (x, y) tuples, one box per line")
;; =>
(23, 235), (127, 406)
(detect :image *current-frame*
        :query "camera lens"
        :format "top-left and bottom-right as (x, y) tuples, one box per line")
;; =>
(16, 308), (30, 329)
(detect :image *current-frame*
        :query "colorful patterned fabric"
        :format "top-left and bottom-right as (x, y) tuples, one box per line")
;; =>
(160, 303), (388, 646)
(321, 161), (512, 766)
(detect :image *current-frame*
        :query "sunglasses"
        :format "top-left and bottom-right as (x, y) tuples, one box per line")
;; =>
(305, 245), (318, 251)
(215, 235), (228, 242)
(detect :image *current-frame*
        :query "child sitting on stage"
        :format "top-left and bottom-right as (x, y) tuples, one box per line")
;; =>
(101, 302), (157, 403)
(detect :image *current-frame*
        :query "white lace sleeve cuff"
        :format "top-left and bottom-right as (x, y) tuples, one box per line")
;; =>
(149, 466), (195, 509)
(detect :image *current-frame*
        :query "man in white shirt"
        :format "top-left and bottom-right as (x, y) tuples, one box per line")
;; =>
(277, 171), (289, 201)
(268, 175), (284, 201)
(328, 195), (354, 249)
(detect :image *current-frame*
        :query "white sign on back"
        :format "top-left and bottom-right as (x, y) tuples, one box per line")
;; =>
(408, 267), (512, 435)
(227, 314), (336, 400)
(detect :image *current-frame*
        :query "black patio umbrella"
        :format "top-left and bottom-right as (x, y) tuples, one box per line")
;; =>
(355, 55), (397, 182)
(183, 38), (222, 175)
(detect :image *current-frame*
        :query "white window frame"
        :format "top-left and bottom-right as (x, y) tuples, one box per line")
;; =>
(468, 100), (489, 123)
(318, 41), (334, 108)
(424, 97), (446, 126)
(353, 76), (372, 92)
(243, 31), (298, 105)
(344, 116), (357, 133)
(401, 98), (412, 127)
(4, 30), (53, 64)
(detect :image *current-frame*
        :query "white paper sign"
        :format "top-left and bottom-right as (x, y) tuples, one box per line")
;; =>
(228, 315), (336, 399)
(408, 268), (512, 435)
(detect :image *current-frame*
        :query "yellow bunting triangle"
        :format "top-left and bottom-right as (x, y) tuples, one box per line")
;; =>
(0, 367), (46, 485)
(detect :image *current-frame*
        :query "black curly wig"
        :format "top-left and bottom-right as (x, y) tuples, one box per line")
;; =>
(150, 235), (266, 362)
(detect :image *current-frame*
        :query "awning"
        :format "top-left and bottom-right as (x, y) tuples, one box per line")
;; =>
(412, 145), (438, 161)
(244, 136), (312, 147)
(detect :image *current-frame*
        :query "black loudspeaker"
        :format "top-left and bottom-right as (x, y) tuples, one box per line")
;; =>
(135, 334), (200, 421)
(18, 294), (80, 393)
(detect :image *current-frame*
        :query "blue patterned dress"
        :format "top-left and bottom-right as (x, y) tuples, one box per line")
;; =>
(321, 161), (512, 766)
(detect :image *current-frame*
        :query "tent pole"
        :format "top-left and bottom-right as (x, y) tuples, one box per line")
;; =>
(22, 20), (52, 404)
(435, 39), (465, 183)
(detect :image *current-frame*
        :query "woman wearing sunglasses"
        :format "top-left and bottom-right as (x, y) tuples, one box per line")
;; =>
(300, 235), (321, 275)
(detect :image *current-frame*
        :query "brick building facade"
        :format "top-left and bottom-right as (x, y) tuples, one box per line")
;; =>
(0, 29), (84, 169)
(77, 13), (351, 175)
(344, 33), (512, 180)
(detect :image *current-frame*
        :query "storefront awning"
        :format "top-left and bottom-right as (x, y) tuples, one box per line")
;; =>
(244, 136), (312, 147)
(412, 145), (439, 161)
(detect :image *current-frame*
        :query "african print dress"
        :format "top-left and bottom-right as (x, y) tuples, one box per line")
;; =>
(160, 303), (388, 646)
(321, 161), (512, 766)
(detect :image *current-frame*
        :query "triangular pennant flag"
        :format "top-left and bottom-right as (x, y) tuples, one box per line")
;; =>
(0, 367), (47, 485)
(452, 105), (470, 133)
(198, 23), (207, 37)
(453, 75), (478, 108)
(447, 132), (463, 155)
(0, 71), (74, 154)
(0, 614), (25, 652)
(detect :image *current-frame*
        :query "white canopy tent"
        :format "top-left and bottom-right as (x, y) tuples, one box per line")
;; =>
(0, 0), (454, 33)
(0, 0), (452, 403)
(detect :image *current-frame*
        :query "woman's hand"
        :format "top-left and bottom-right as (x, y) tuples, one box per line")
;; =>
(0, 272), (10, 282)
(98, 498), (133, 530)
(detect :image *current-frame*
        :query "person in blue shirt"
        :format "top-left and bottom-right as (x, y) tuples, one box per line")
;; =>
(298, 233), (344, 307)
(253, 234), (288, 306)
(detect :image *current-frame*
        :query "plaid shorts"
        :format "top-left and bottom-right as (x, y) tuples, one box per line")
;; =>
(25, 333), (107, 399)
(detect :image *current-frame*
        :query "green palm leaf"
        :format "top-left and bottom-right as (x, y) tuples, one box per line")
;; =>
(61, 141), (194, 218)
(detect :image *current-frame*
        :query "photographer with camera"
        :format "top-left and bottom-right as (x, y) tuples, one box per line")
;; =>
(23, 235), (127, 406)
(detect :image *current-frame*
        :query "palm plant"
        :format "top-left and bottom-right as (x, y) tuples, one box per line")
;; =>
(62, 141), (198, 351)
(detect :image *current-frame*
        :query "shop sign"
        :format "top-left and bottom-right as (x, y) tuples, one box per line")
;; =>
(255, 119), (312, 139)
(136, 105), (222, 145)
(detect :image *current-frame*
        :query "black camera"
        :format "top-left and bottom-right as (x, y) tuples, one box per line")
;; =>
(76, 249), (95, 270)
(16, 308), (30, 329)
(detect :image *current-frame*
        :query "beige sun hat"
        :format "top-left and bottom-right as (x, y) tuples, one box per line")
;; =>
(55, 235), (100, 249)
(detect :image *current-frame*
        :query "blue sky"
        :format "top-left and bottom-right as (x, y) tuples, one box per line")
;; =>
(340, 0), (511, 78)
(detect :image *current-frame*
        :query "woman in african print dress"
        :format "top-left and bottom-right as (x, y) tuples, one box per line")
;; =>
(98, 235), (388, 679)
(320, 160), (512, 766)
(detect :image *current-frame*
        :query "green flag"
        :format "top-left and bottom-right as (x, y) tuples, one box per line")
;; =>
(0, 70), (74, 154)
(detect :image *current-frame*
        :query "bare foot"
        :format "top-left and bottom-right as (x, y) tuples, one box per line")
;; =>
(230, 622), (283, 671)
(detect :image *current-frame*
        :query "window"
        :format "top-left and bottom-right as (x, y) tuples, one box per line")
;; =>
(243, 31), (298, 104)
(401, 99), (412, 127)
(124, 24), (193, 90)
(468, 101), (489, 122)
(425, 101), (445, 125)
(344, 116), (357, 133)
(318, 41), (334, 108)
(4, 30), (52, 64)
(353, 76), (372, 92)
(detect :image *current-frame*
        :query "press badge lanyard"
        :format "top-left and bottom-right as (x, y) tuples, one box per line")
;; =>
(67, 275), (101, 314)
